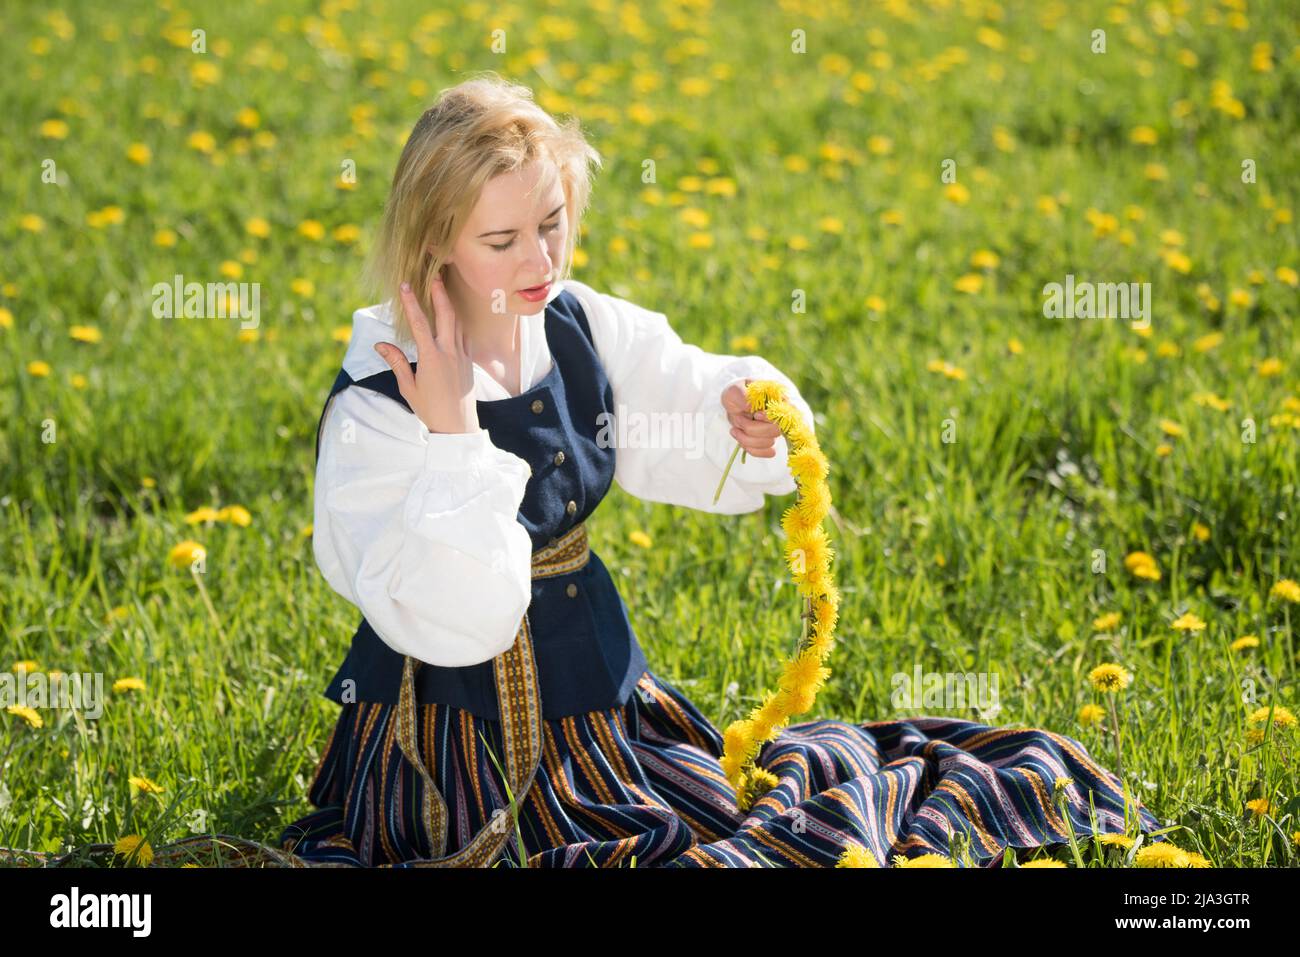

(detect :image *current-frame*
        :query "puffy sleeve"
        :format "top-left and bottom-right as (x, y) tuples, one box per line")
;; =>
(312, 385), (535, 667)
(571, 282), (817, 514)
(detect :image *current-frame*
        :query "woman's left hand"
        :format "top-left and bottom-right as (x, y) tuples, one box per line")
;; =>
(720, 378), (781, 458)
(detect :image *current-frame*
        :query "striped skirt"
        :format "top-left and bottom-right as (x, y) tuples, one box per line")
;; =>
(277, 668), (1164, 867)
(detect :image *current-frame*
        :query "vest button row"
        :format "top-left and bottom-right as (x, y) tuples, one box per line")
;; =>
(553, 450), (565, 466)
(530, 399), (544, 414)
(565, 499), (577, 515)
(565, 583), (578, 598)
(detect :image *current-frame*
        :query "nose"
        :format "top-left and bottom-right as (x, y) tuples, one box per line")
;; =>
(526, 233), (553, 280)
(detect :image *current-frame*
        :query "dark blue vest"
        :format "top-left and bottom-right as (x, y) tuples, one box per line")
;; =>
(314, 289), (648, 721)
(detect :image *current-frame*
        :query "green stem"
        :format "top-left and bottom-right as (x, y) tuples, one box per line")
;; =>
(712, 441), (743, 505)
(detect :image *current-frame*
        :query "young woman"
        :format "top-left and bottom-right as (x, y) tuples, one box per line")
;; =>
(275, 74), (1164, 868)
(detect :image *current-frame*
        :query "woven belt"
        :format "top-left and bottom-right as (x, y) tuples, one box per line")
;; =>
(394, 520), (590, 866)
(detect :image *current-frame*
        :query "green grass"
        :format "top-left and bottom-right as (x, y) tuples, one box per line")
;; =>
(1, 0), (1297, 866)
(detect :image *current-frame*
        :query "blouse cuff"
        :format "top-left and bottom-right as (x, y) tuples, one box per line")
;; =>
(418, 425), (532, 478)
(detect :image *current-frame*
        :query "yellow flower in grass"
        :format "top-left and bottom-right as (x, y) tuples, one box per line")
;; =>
(1245, 798), (1273, 816)
(1020, 859), (1068, 868)
(1096, 833), (1133, 849)
(291, 278), (315, 298)
(1171, 612), (1206, 632)
(1130, 125), (1158, 145)
(1134, 842), (1190, 867)
(836, 843), (880, 867)
(113, 835), (153, 867)
(113, 676), (145, 693)
(1124, 551), (1161, 581)
(628, 530), (652, 548)
(6, 705), (43, 729)
(332, 326), (352, 343)
(1079, 703), (1106, 727)
(185, 506), (219, 524)
(1247, 705), (1297, 730)
(69, 324), (102, 343)
(1088, 663), (1132, 693)
(1158, 419), (1184, 438)
(953, 273), (983, 294)
(27, 360), (51, 377)
(168, 540), (206, 569)
(1007, 338), (1023, 355)
(1276, 266), (1298, 287)
(216, 504), (252, 526)
(1271, 579), (1300, 603)
(126, 142), (152, 165)
(969, 249), (1000, 269)
(1230, 635), (1259, 653)
(893, 853), (954, 867)
(1192, 331), (1223, 353)
(1092, 611), (1121, 631)
(1257, 357), (1283, 377)
(130, 775), (165, 794)
(245, 217), (271, 239)
(298, 219), (325, 241)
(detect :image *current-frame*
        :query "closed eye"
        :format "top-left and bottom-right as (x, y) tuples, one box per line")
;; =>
(490, 220), (562, 252)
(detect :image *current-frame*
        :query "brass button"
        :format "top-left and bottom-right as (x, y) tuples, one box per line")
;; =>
(566, 583), (578, 598)
(553, 450), (565, 466)
(565, 499), (577, 515)
(530, 399), (544, 414)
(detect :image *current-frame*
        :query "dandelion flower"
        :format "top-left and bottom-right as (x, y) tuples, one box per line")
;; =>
(1088, 662), (1132, 693)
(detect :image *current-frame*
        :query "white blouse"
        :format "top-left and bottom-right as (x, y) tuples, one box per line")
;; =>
(313, 277), (818, 669)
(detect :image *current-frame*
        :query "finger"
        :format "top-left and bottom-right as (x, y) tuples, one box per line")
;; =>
(729, 413), (781, 438)
(429, 274), (458, 346)
(730, 427), (777, 456)
(374, 341), (416, 400)
(399, 282), (436, 355)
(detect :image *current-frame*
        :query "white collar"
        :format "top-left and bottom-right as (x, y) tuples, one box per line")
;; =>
(341, 279), (566, 400)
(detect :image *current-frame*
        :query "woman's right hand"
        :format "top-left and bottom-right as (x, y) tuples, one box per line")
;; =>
(374, 274), (479, 435)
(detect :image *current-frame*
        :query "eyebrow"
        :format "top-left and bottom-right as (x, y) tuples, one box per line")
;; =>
(476, 202), (566, 239)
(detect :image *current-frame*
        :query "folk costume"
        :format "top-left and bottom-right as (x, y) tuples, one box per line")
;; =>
(277, 278), (1164, 867)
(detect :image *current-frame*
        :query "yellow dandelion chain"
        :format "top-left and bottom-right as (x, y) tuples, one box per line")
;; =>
(713, 380), (839, 812)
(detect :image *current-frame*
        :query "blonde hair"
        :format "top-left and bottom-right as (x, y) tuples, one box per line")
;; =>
(365, 71), (602, 347)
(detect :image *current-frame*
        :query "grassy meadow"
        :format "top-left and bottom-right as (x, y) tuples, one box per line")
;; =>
(1, 0), (1298, 867)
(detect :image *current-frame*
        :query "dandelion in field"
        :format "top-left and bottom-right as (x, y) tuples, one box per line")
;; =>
(893, 853), (953, 868)
(187, 130), (217, 154)
(168, 540), (206, 569)
(1096, 833), (1133, 849)
(235, 107), (261, 129)
(114, 835), (153, 867)
(836, 843), (880, 867)
(1230, 635), (1259, 653)
(969, 249), (999, 269)
(141, 476), (156, 488)
(113, 676), (145, 693)
(332, 326), (352, 343)
(69, 325), (101, 343)
(1257, 357), (1283, 377)
(27, 360), (51, 377)
(1155, 443), (1172, 457)
(0, 307), (12, 330)
(1079, 703), (1105, 727)
(1134, 842), (1191, 867)
(246, 217), (271, 238)
(1144, 163), (1168, 182)
(1088, 663), (1132, 693)
(154, 228), (178, 248)
(1171, 612), (1206, 632)
(944, 182), (970, 205)
(239, 328), (260, 343)
(219, 260), (243, 279)
(691, 233), (716, 249)
(863, 296), (886, 316)
(926, 359), (966, 380)
(953, 274), (983, 294)
(1191, 522), (1210, 541)
(20, 213), (45, 233)
(880, 209), (904, 226)
(629, 530), (653, 549)
(1158, 419), (1184, 438)
(1007, 338), (1023, 355)
(130, 775), (165, 795)
(216, 505), (252, 526)
(1245, 798), (1272, 816)
(1036, 195), (1059, 217)
(1276, 266), (1298, 287)
(1155, 340), (1180, 358)
(1161, 250), (1192, 273)
(333, 224), (360, 244)
(1247, 705), (1297, 734)
(1092, 612), (1122, 631)
(126, 142), (151, 165)
(7, 702), (43, 730)
(783, 155), (809, 173)
(40, 118), (69, 139)
(1192, 391), (1231, 412)
(1020, 859), (1067, 868)
(1192, 331), (1224, 352)
(1270, 579), (1300, 603)
(291, 278), (316, 297)
(185, 506), (220, 524)
(867, 135), (892, 156)
(1130, 125), (1158, 145)
(298, 219), (326, 241)
(1125, 551), (1161, 581)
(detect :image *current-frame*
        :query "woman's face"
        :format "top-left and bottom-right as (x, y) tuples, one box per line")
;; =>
(441, 159), (568, 320)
